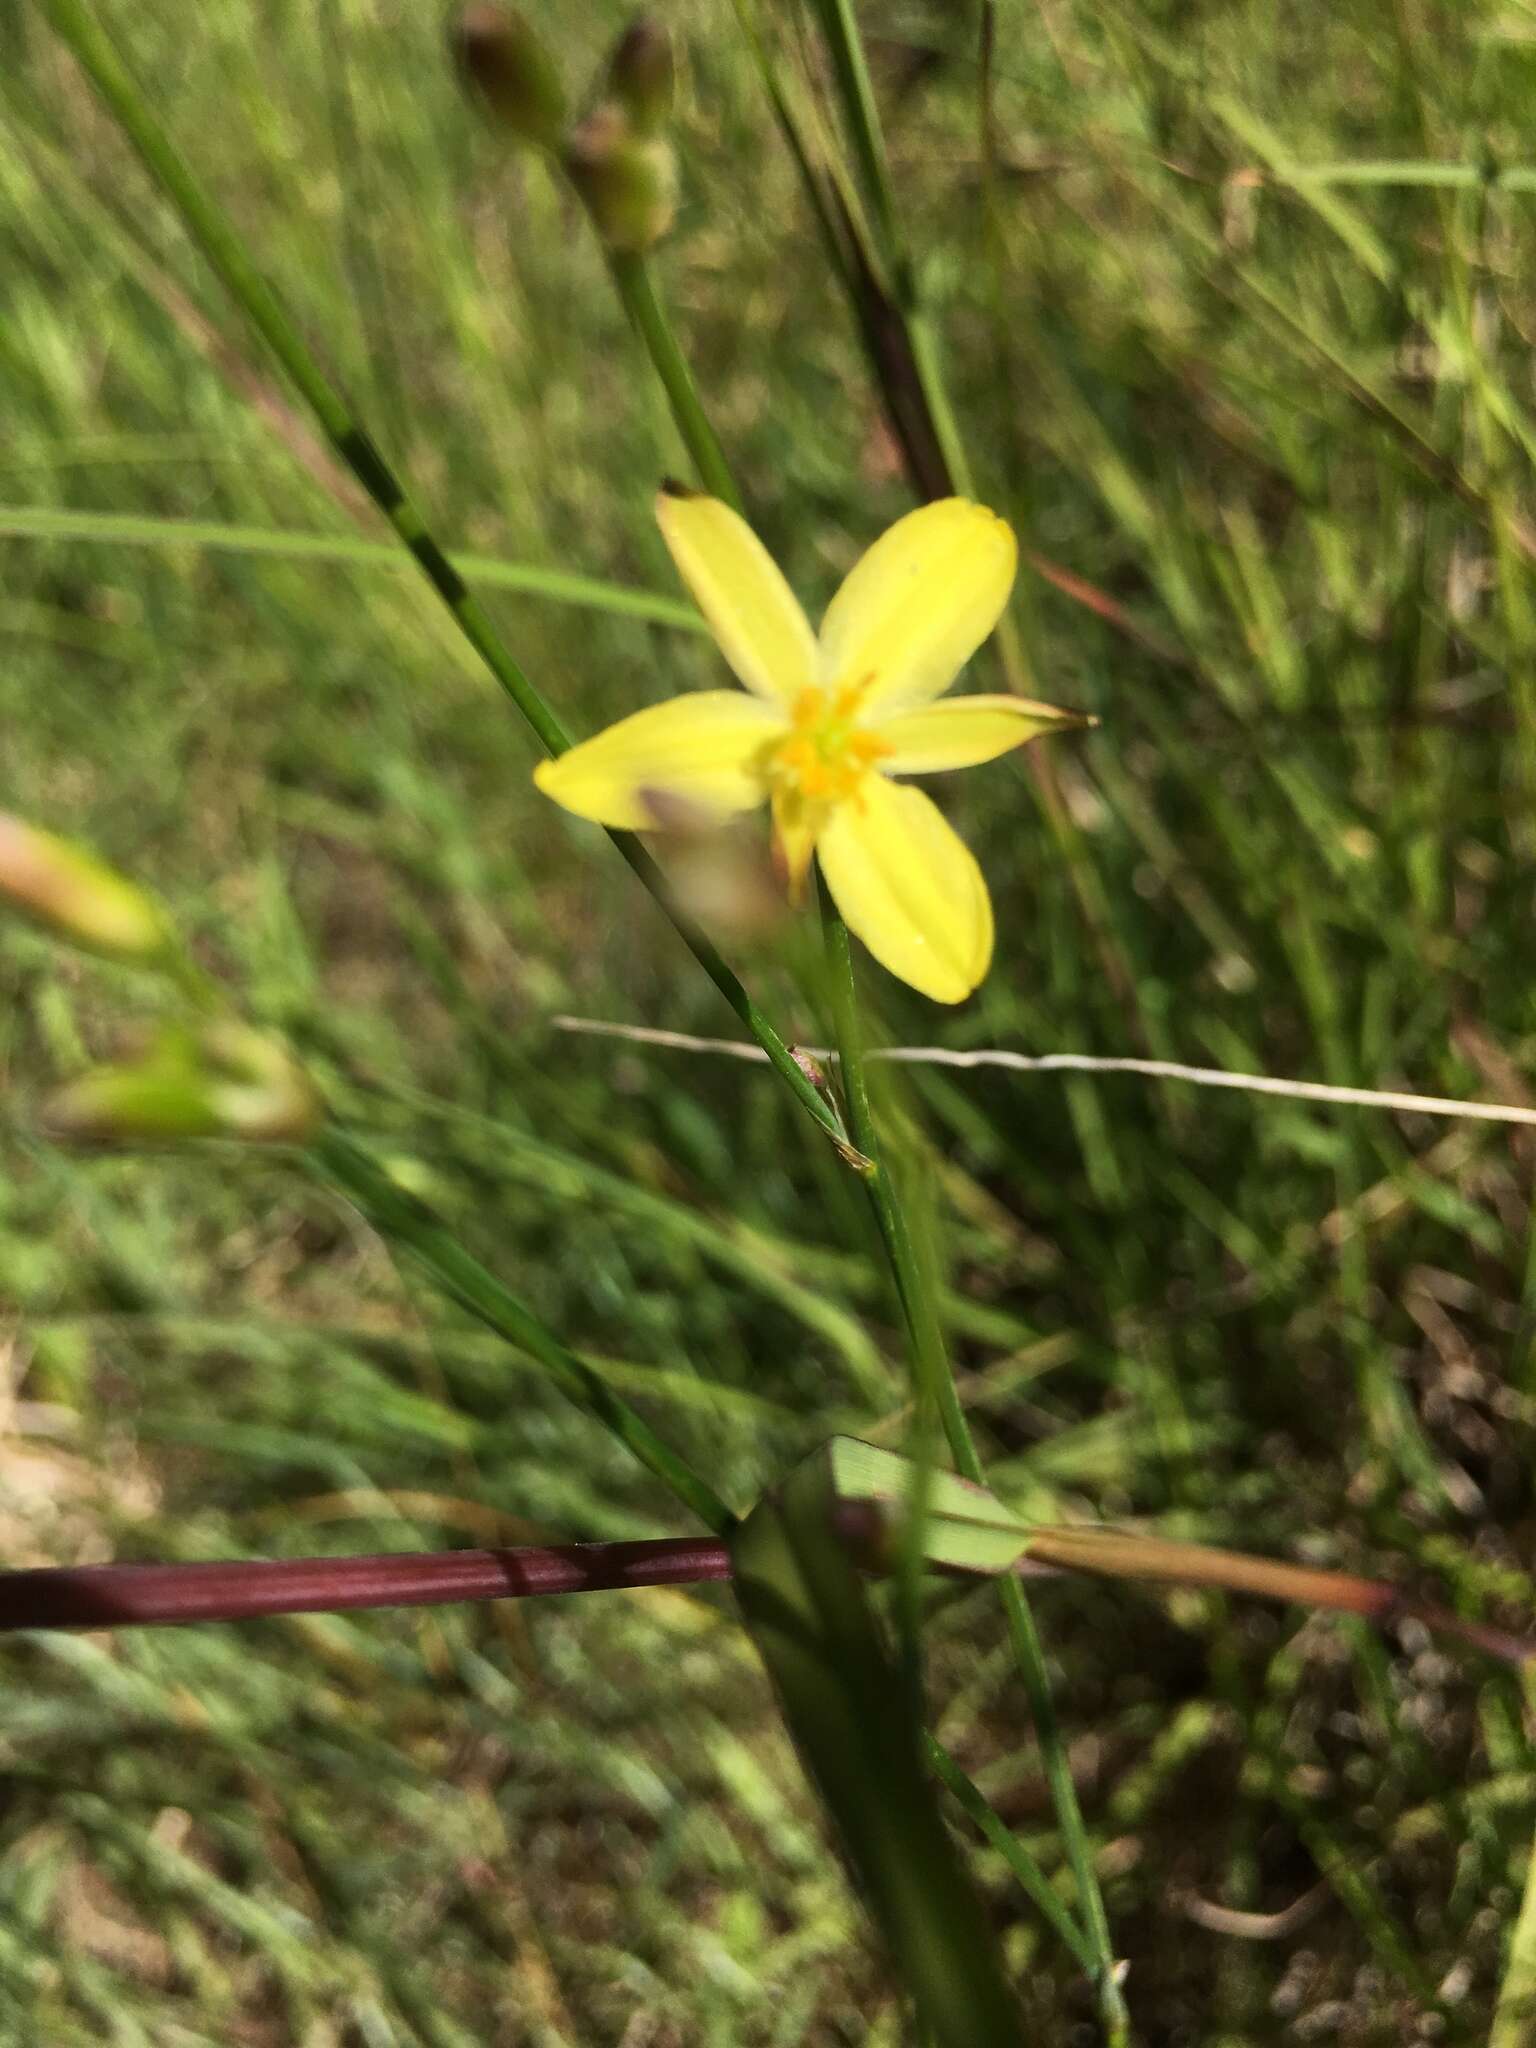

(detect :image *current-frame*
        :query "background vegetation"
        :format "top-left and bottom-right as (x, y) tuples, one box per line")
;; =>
(4, 0), (1536, 2039)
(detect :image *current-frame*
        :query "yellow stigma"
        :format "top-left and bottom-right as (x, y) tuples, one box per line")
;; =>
(771, 680), (890, 804)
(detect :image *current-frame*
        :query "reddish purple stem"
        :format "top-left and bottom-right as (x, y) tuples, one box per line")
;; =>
(0, 1532), (1525, 1668)
(0, 1537), (734, 1631)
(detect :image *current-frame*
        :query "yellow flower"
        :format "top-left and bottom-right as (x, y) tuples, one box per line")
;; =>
(535, 488), (1083, 1003)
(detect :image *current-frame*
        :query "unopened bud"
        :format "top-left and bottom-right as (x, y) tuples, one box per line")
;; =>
(606, 18), (674, 135)
(790, 1046), (829, 1092)
(451, 4), (568, 151)
(565, 104), (677, 251)
(45, 1022), (323, 1149)
(0, 813), (174, 967)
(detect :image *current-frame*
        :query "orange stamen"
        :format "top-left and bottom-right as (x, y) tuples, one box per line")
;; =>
(848, 732), (892, 767)
(771, 673), (889, 810)
(790, 687), (826, 730)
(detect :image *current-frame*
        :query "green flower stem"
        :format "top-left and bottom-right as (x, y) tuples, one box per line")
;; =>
(312, 1130), (736, 1538)
(816, 888), (945, 1696)
(815, 894), (960, 1436)
(607, 251), (743, 512)
(819, 891), (1128, 2038)
(40, 0), (840, 1152)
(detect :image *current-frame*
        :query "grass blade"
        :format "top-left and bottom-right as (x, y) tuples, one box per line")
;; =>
(0, 504), (703, 630)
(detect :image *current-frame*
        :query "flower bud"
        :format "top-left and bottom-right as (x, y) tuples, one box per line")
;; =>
(0, 813), (174, 967)
(45, 1022), (323, 1149)
(450, 4), (568, 151)
(564, 103), (677, 251)
(606, 18), (673, 136)
(790, 1046), (829, 1093)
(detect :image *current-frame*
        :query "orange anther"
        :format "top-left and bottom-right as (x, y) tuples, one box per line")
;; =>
(848, 732), (891, 766)
(771, 679), (887, 807)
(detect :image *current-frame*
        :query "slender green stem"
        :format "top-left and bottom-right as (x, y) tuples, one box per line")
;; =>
(819, 890), (1129, 2037)
(925, 1735), (1096, 1976)
(817, 889), (960, 1442)
(995, 1580), (1127, 2037)
(612, 833), (840, 1137)
(40, 0), (840, 1148)
(312, 1130), (736, 1537)
(607, 252), (743, 512)
(817, 884), (944, 1703)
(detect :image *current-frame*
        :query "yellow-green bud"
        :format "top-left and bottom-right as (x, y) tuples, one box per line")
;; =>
(450, 4), (568, 151)
(606, 18), (674, 136)
(565, 104), (677, 252)
(0, 813), (174, 967)
(45, 1022), (324, 1149)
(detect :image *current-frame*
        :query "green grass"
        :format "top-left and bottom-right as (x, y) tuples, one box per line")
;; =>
(5, 0), (1536, 2038)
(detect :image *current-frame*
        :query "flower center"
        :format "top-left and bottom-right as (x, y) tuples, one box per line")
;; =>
(770, 681), (890, 804)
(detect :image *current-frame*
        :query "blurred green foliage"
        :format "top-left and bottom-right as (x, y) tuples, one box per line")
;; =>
(4, 0), (1536, 2039)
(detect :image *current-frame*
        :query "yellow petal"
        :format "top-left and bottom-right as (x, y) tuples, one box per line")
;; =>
(817, 499), (1017, 715)
(533, 692), (780, 829)
(656, 487), (817, 706)
(815, 777), (993, 1003)
(874, 694), (1087, 774)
